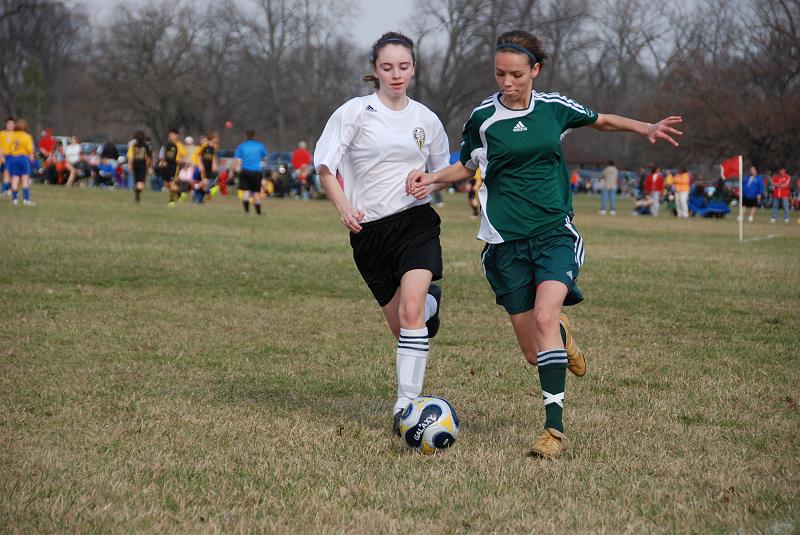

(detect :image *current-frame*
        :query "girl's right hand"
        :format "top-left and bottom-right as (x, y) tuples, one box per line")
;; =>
(339, 205), (365, 233)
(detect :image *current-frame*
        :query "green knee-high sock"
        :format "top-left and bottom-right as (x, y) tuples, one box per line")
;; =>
(537, 349), (567, 433)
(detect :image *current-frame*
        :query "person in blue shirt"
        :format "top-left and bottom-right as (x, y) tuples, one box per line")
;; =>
(742, 165), (765, 222)
(233, 129), (268, 214)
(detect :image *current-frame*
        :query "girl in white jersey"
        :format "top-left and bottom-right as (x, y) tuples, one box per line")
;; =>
(408, 30), (682, 459)
(314, 32), (451, 435)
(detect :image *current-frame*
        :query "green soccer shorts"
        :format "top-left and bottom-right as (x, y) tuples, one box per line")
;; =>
(480, 219), (585, 315)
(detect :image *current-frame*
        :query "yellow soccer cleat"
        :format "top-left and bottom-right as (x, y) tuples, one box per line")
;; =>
(529, 428), (566, 459)
(560, 313), (586, 377)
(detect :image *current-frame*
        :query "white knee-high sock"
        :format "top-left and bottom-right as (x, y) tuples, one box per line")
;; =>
(394, 327), (429, 414)
(424, 293), (438, 322)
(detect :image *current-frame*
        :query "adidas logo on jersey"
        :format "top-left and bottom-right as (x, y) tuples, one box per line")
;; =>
(366, 105), (377, 112)
(512, 121), (527, 132)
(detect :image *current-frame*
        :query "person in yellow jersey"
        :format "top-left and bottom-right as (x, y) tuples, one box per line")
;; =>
(7, 118), (35, 206)
(158, 128), (186, 207)
(189, 134), (206, 202)
(0, 117), (15, 197)
(673, 166), (691, 218)
(193, 132), (218, 204)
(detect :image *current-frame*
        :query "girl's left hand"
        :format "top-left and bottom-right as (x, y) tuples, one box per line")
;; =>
(646, 116), (684, 146)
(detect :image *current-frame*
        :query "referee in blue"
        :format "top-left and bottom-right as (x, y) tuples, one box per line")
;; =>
(233, 129), (268, 214)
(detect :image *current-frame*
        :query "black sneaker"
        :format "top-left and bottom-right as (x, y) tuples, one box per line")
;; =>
(393, 410), (403, 436)
(426, 284), (442, 338)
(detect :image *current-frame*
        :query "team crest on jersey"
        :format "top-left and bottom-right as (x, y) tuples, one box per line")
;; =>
(412, 127), (425, 150)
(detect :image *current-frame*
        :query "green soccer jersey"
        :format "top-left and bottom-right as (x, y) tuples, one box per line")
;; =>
(460, 90), (597, 243)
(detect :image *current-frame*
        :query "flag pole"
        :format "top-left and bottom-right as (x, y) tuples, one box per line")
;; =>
(738, 154), (743, 242)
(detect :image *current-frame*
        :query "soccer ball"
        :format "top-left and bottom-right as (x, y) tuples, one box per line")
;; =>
(398, 396), (460, 454)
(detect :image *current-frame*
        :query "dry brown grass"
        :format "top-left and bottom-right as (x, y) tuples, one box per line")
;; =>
(1, 186), (798, 533)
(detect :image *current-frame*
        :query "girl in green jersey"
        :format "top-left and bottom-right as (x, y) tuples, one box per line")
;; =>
(407, 30), (682, 459)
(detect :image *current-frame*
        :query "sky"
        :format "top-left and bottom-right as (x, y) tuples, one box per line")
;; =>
(79, 0), (417, 47)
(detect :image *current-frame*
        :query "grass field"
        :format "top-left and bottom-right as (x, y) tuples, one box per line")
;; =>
(1, 185), (799, 534)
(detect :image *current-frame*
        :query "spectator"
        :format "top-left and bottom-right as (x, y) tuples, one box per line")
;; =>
(664, 169), (674, 191)
(64, 136), (83, 186)
(37, 128), (58, 184)
(742, 165), (765, 223)
(100, 139), (119, 161)
(291, 141), (311, 171)
(770, 168), (790, 223)
(636, 166), (647, 196)
(274, 164), (292, 197)
(643, 166), (664, 216)
(570, 168), (580, 193)
(86, 148), (101, 186)
(673, 166), (691, 218)
(598, 160), (618, 215)
(37, 128), (56, 159)
(631, 194), (654, 216)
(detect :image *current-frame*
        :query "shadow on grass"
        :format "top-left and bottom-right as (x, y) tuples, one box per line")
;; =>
(213, 374), (391, 432)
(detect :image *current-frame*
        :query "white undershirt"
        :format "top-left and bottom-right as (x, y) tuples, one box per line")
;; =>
(65, 144), (81, 164)
(314, 93), (451, 223)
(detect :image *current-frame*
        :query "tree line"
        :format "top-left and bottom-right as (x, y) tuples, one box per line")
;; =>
(1, 0), (798, 173)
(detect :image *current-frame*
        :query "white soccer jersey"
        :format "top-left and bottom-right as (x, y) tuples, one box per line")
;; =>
(314, 93), (451, 223)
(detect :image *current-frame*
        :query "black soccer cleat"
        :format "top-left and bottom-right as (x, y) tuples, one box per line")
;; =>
(426, 284), (442, 338)
(393, 410), (403, 437)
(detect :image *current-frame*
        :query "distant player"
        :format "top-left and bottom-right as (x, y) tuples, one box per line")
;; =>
(159, 129), (186, 207)
(7, 118), (35, 206)
(742, 166), (765, 223)
(179, 136), (196, 201)
(128, 130), (151, 203)
(314, 32), (450, 435)
(233, 129), (267, 214)
(194, 132), (218, 204)
(1, 117), (15, 197)
(408, 29), (682, 459)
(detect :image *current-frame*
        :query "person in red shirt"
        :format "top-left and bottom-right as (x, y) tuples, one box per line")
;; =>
(38, 128), (56, 156)
(770, 168), (790, 223)
(292, 141), (313, 199)
(570, 168), (580, 192)
(291, 141), (311, 171)
(37, 128), (57, 184)
(643, 166), (664, 216)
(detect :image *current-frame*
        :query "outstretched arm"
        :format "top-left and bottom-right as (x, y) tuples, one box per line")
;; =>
(590, 114), (683, 147)
(406, 161), (475, 199)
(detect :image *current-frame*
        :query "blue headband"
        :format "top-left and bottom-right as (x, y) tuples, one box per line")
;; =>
(496, 43), (539, 64)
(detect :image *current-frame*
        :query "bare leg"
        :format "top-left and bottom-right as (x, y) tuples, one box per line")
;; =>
(381, 269), (433, 338)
